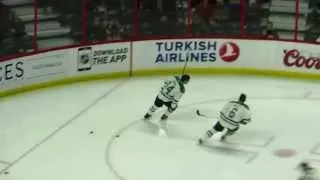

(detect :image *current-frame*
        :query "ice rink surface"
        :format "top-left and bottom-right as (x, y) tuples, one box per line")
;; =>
(1, 75), (320, 180)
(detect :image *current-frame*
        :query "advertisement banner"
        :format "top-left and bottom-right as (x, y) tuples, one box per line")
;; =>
(274, 42), (320, 74)
(132, 39), (272, 71)
(0, 59), (25, 89)
(1, 38), (318, 93)
(23, 51), (70, 81)
(74, 42), (130, 74)
(0, 49), (71, 91)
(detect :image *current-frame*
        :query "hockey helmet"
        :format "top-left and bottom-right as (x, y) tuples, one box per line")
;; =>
(239, 93), (246, 103)
(298, 162), (311, 171)
(180, 74), (190, 84)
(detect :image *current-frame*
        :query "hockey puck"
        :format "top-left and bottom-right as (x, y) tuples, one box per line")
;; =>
(4, 171), (9, 175)
(115, 134), (120, 138)
(89, 131), (94, 134)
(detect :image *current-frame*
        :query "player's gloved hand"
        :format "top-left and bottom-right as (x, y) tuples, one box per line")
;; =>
(169, 102), (178, 112)
(240, 119), (251, 125)
(172, 102), (178, 109)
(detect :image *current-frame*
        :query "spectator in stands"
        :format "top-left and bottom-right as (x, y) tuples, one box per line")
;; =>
(315, 1), (320, 42)
(308, 1), (320, 23)
(97, 17), (120, 41)
(140, 0), (158, 10)
(162, 0), (177, 20)
(263, 20), (279, 39)
(316, 1), (320, 14)
(9, 11), (26, 38)
(304, 1), (320, 42)
(191, 0), (219, 35)
(90, 16), (106, 41)
(0, 7), (30, 57)
(107, 18), (123, 40)
(0, 0), (11, 41)
(192, 0), (216, 23)
(39, 0), (53, 15)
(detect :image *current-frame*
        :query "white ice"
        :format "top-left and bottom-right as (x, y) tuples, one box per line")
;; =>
(1, 75), (320, 180)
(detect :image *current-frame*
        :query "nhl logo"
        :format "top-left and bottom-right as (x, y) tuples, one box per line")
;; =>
(80, 54), (90, 64)
(77, 47), (92, 71)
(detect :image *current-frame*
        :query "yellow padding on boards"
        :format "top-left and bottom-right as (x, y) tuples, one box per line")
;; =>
(133, 67), (320, 80)
(1, 68), (320, 98)
(0, 72), (130, 98)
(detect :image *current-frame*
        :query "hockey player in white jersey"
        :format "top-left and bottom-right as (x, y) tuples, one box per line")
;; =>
(297, 162), (319, 180)
(143, 74), (190, 124)
(198, 93), (251, 144)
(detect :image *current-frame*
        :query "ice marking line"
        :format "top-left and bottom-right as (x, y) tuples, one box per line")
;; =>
(205, 140), (261, 164)
(105, 120), (141, 180)
(0, 79), (128, 175)
(106, 94), (320, 180)
(105, 97), (284, 179)
(0, 161), (10, 165)
(263, 136), (276, 147)
(246, 151), (259, 164)
(222, 136), (276, 148)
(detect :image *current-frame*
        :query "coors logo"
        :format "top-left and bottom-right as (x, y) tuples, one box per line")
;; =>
(283, 49), (320, 69)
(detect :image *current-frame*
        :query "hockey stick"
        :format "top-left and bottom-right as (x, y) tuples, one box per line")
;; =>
(197, 109), (249, 124)
(181, 54), (189, 74)
(196, 109), (211, 118)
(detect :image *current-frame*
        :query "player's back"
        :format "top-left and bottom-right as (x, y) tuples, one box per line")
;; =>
(220, 101), (250, 126)
(159, 76), (184, 102)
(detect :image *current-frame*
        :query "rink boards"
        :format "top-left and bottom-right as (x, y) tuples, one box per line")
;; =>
(0, 39), (319, 96)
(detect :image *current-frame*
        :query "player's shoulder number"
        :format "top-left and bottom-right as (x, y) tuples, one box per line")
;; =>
(228, 105), (239, 118)
(163, 80), (176, 94)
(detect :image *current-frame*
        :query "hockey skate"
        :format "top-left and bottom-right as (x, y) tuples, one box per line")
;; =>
(160, 114), (168, 120)
(220, 135), (227, 142)
(143, 113), (152, 121)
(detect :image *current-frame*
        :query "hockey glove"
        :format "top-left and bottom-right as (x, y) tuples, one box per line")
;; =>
(240, 119), (251, 125)
(169, 102), (178, 112)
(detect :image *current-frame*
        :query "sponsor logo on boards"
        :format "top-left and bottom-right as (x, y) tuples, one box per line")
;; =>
(77, 46), (128, 72)
(154, 40), (240, 63)
(0, 61), (24, 82)
(154, 40), (217, 63)
(283, 49), (320, 69)
(219, 42), (240, 62)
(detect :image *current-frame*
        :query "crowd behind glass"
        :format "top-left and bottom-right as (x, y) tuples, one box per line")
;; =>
(0, 0), (319, 58)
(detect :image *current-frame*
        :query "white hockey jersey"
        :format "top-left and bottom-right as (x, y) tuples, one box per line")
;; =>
(299, 169), (320, 180)
(218, 101), (251, 129)
(157, 76), (185, 103)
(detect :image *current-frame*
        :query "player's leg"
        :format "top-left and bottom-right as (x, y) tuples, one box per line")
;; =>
(220, 126), (239, 141)
(158, 102), (178, 132)
(160, 102), (178, 120)
(144, 96), (164, 120)
(198, 121), (224, 144)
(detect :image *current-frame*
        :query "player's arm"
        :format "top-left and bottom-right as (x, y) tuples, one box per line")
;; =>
(161, 79), (175, 94)
(240, 109), (251, 125)
(173, 88), (184, 102)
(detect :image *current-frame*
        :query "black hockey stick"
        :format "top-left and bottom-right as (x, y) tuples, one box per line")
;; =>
(196, 109), (210, 118)
(181, 53), (189, 74)
(197, 109), (249, 124)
